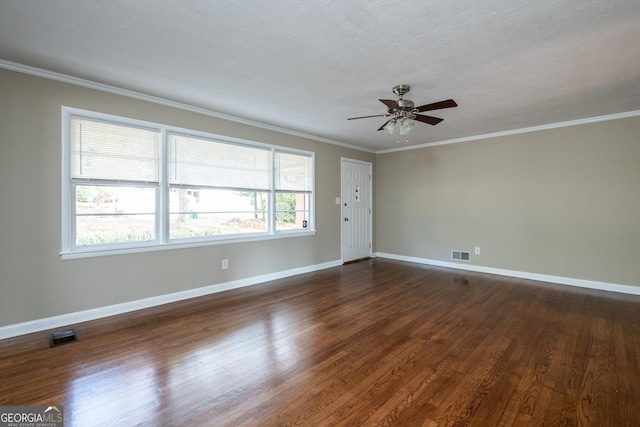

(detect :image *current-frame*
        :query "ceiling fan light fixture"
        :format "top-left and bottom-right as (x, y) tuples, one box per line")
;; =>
(383, 119), (396, 134)
(399, 118), (415, 135)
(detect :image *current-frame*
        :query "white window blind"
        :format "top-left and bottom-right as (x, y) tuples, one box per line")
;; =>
(275, 151), (312, 192)
(168, 134), (271, 190)
(70, 116), (160, 182)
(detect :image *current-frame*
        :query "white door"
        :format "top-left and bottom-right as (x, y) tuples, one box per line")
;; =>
(342, 159), (372, 262)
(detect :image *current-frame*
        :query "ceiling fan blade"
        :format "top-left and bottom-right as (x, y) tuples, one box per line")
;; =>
(416, 99), (457, 112)
(414, 114), (444, 125)
(377, 120), (392, 131)
(347, 113), (390, 120)
(379, 99), (399, 110)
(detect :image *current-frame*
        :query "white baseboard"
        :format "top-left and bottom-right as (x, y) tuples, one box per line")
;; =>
(0, 259), (342, 340)
(5, 255), (636, 341)
(374, 252), (640, 296)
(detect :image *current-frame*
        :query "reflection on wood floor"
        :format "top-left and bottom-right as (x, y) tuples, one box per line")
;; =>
(1, 258), (639, 426)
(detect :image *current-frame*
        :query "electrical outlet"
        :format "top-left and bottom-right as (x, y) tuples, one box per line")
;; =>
(475, 247), (480, 255)
(222, 259), (228, 269)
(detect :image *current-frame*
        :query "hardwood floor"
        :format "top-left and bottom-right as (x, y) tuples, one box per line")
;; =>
(1, 259), (639, 426)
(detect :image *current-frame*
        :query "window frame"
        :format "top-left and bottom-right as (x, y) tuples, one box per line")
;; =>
(61, 107), (316, 260)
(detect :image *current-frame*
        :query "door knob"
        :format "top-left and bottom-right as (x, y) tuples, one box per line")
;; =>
(344, 217), (349, 221)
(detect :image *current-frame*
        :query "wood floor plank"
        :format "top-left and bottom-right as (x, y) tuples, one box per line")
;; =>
(1, 259), (639, 426)
(617, 305), (640, 423)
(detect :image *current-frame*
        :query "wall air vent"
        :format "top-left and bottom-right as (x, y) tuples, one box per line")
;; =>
(49, 329), (79, 347)
(451, 250), (471, 262)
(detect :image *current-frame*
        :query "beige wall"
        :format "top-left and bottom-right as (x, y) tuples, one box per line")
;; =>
(376, 116), (640, 287)
(0, 69), (375, 328)
(2, 66), (638, 331)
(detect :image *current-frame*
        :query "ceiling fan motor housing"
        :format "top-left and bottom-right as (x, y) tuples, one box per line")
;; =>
(398, 99), (415, 109)
(393, 86), (416, 118)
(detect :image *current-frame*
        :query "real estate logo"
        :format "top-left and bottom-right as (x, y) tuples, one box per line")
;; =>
(0, 406), (63, 427)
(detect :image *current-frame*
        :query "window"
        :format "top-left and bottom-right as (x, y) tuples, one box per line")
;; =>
(275, 151), (312, 231)
(62, 108), (315, 258)
(168, 133), (271, 239)
(68, 117), (160, 248)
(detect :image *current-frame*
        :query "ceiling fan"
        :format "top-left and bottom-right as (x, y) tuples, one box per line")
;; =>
(348, 85), (457, 136)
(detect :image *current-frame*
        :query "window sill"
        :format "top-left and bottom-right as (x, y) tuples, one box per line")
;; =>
(60, 229), (317, 260)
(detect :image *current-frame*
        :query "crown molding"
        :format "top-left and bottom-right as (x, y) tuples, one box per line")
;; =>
(3, 60), (636, 157)
(376, 109), (640, 154)
(0, 60), (374, 153)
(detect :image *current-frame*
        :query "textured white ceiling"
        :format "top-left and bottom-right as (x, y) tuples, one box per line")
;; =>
(1, 0), (639, 151)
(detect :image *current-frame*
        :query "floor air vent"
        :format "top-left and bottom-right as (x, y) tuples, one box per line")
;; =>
(50, 329), (79, 347)
(451, 250), (471, 262)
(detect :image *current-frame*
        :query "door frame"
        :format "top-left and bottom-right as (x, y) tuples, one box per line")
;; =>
(341, 157), (373, 263)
